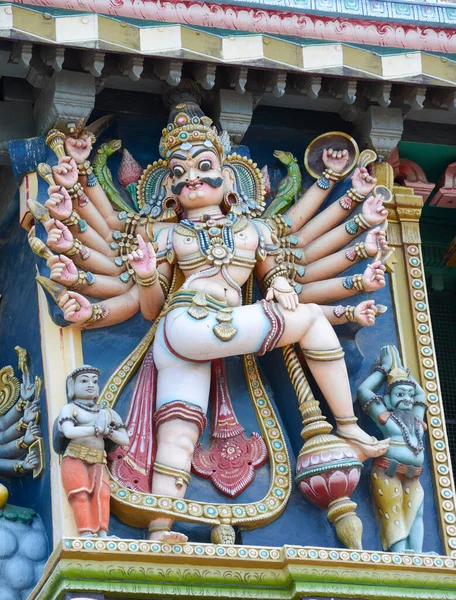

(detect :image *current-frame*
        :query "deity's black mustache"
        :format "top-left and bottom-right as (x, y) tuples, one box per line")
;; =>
(171, 177), (224, 195)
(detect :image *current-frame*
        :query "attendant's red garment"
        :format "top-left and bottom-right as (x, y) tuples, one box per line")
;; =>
(61, 456), (110, 534)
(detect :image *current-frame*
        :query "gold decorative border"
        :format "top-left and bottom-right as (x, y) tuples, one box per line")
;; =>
(378, 168), (456, 557)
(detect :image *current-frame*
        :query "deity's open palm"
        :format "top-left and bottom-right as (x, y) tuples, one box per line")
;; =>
(127, 234), (157, 279)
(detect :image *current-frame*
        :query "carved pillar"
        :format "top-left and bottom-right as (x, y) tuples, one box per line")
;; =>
(354, 106), (403, 162)
(382, 180), (456, 556)
(213, 89), (253, 145)
(34, 70), (96, 135)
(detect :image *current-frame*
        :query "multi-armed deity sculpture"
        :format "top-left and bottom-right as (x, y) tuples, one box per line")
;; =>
(26, 82), (415, 548)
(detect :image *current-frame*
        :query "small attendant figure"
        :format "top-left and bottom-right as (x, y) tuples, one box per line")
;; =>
(357, 345), (427, 553)
(57, 365), (129, 537)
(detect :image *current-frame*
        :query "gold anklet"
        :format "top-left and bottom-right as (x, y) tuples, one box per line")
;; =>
(335, 416), (358, 425)
(153, 462), (191, 489)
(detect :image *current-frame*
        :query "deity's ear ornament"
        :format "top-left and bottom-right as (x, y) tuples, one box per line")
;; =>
(136, 159), (172, 220)
(223, 153), (266, 218)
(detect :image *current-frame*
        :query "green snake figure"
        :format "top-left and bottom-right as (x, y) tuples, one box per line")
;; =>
(92, 140), (134, 213)
(264, 150), (302, 216)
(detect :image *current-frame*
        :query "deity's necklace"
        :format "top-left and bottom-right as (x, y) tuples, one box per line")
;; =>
(72, 400), (101, 413)
(389, 413), (424, 456)
(180, 214), (238, 267)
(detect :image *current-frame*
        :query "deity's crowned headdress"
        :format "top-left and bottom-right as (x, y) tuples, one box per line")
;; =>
(159, 82), (224, 159)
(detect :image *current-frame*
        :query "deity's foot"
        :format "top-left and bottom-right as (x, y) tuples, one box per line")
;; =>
(149, 530), (188, 543)
(80, 532), (98, 538)
(336, 423), (389, 462)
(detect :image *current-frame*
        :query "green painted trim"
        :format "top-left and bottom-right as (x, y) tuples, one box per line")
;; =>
(30, 541), (456, 600)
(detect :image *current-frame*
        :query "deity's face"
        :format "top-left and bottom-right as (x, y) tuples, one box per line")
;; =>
(73, 372), (99, 401)
(169, 145), (228, 211)
(388, 384), (415, 411)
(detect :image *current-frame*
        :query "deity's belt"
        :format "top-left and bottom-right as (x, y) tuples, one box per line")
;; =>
(373, 457), (423, 479)
(64, 442), (107, 465)
(165, 289), (229, 315)
(163, 289), (238, 343)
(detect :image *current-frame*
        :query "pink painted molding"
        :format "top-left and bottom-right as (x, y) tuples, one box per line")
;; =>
(8, 0), (456, 53)
(397, 158), (436, 203)
(431, 162), (456, 208)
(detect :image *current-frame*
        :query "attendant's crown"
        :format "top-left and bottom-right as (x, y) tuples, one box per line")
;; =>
(159, 82), (224, 158)
(386, 367), (415, 393)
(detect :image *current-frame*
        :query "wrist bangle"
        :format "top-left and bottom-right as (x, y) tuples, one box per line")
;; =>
(77, 161), (93, 176)
(16, 399), (26, 412)
(339, 188), (366, 210)
(136, 271), (158, 287)
(85, 304), (110, 326)
(16, 418), (27, 431)
(345, 242), (369, 261)
(333, 305), (355, 322)
(16, 436), (29, 450)
(342, 274), (364, 291)
(14, 461), (26, 474)
(66, 239), (91, 260)
(374, 365), (389, 376)
(61, 210), (81, 228)
(317, 168), (343, 190)
(67, 182), (89, 207)
(262, 265), (289, 291)
(352, 273), (364, 292)
(70, 270), (95, 289)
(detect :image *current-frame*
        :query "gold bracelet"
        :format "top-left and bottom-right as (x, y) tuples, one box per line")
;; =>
(353, 213), (371, 231)
(84, 304), (110, 325)
(347, 188), (365, 202)
(333, 305), (355, 321)
(16, 418), (27, 431)
(61, 210), (81, 228)
(77, 160), (93, 176)
(322, 168), (343, 182)
(16, 436), (29, 450)
(354, 242), (368, 259)
(14, 461), (26, 474)
(70, 270), (95, 290)
(16, 400), (26, 412)
(353, 274), (364, 292)
(136, 271), (158, 287)
(66, 239), (91, 260)
(262, 265), (289, 291)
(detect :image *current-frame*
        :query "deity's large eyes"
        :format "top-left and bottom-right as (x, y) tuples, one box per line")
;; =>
(172, 165), (185, 178)
(199, 159), (212, 172)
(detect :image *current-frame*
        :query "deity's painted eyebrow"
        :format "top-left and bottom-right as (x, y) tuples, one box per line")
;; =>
(190, 147), (216, 158)
(170, 151), (188, 161)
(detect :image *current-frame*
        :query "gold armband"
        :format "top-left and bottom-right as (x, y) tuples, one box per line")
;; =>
(136, 271), (158, 287)
(303, 347), (345, 361)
